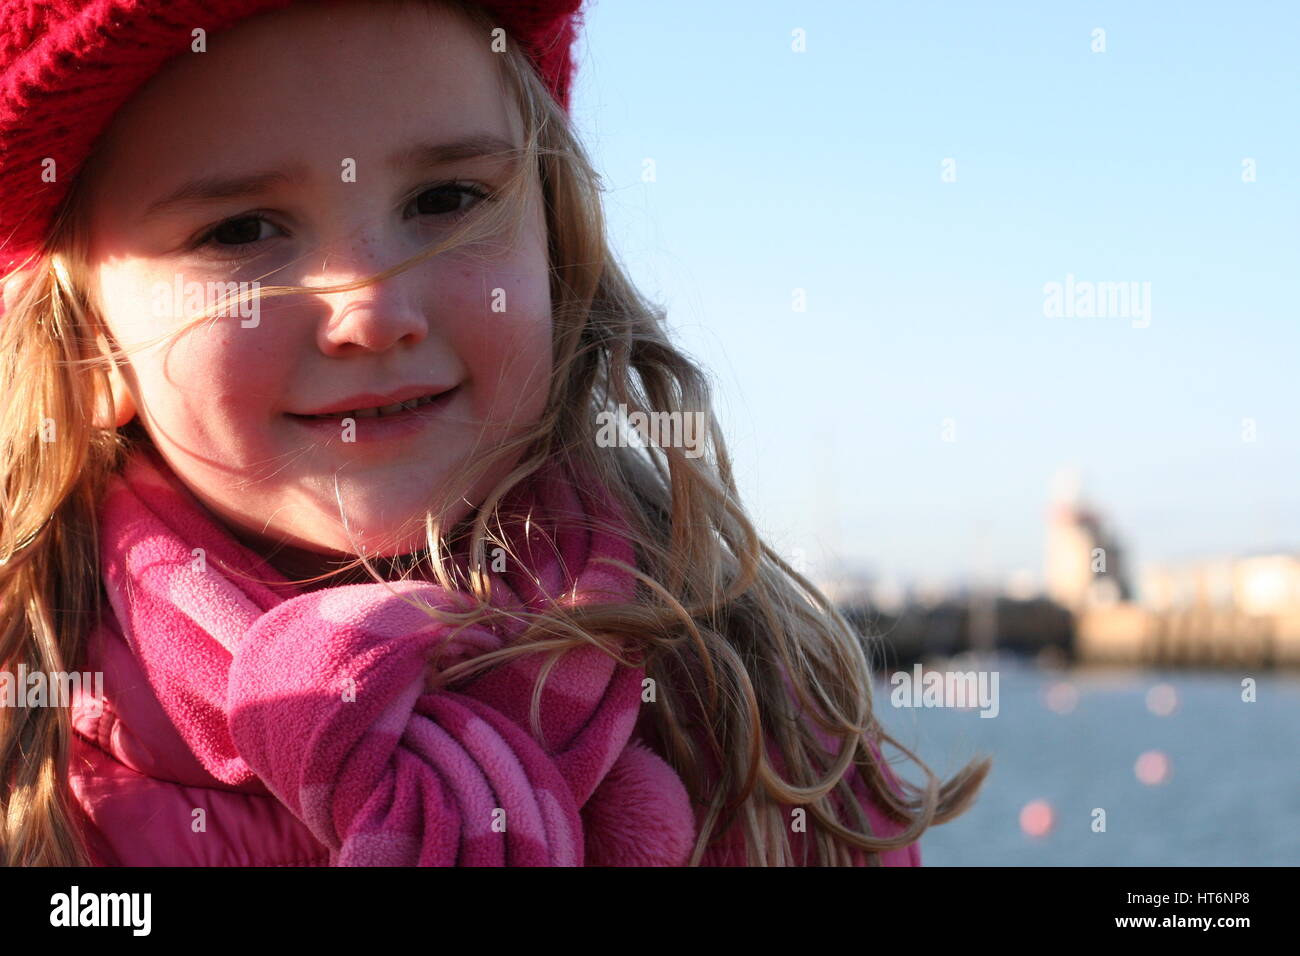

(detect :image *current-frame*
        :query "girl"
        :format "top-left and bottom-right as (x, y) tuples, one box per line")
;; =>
(0, 0), (989, 866)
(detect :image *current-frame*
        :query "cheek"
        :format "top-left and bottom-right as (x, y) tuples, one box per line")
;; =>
(95, 265), (157, 350)
(94, 265), (287, 432)
(446, 265), (553, 426)
(94, 267), (184, 421)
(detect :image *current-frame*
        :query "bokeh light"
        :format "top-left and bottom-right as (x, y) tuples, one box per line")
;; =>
(1043, 681), (1079, 714)
(1135, 750), (1172, 786)
(1146, 683), (1179, 717)
(1020, 799), (1055, 838)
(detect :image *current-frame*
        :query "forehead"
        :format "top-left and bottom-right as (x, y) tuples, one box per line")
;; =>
(88, 0), (520, 204)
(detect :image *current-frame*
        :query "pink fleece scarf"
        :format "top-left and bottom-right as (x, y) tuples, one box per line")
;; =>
(97, 444), (697, 866)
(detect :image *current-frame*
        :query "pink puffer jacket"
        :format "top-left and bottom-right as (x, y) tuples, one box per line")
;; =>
(67, 610), (922, 867)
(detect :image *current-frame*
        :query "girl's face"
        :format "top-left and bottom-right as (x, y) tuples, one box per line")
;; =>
(85, 0), (553, 577)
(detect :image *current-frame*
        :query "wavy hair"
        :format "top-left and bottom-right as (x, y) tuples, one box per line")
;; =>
(0, 0), (990, 866)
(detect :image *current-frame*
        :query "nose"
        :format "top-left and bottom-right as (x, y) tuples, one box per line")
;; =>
(304, 236), (430, 355)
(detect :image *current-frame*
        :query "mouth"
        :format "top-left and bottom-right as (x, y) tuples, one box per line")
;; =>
(288, 390), (451, 422)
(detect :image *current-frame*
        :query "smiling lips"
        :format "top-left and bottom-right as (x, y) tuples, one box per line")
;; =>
(290, 384), (456, 420)
(295, 393), (446, 420)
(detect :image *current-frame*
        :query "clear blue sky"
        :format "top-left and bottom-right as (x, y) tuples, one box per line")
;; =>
(567, 0), (1300, 591)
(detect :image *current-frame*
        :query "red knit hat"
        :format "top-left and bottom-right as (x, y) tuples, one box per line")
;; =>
(0, 0), (584, 274)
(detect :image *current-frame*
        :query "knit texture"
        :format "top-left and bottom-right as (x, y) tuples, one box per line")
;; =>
(0, 0), (584, 272)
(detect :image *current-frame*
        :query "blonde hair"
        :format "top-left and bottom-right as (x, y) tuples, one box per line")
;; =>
(0, 0), (989, 866)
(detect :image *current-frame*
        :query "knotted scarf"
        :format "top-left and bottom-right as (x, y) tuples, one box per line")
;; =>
(95, 444), (697, 866)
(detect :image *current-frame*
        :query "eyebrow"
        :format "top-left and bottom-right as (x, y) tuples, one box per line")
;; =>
(141, 133), (522, 220)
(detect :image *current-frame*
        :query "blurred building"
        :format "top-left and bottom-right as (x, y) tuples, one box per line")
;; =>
(1044, 468), (1300, 667)
(1044, 468), (1132, 610)
(824, 468), (1300, 669)
(1078, 554), (1300, 667)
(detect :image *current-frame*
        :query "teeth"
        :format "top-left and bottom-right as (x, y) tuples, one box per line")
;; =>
(302, 392), (441, 420)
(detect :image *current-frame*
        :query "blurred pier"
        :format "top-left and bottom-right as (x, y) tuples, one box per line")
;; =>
(823, 470), (1300, 671)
